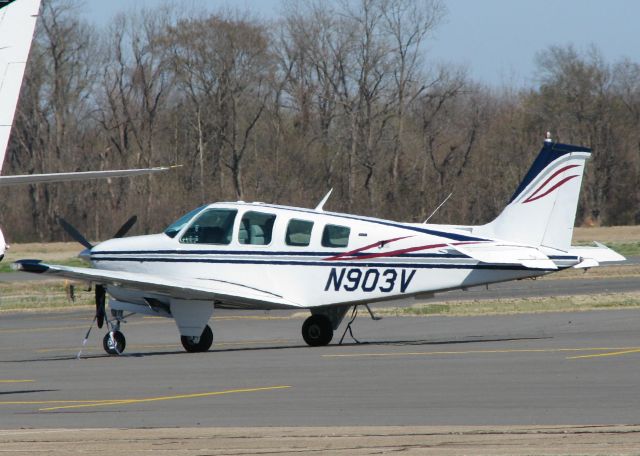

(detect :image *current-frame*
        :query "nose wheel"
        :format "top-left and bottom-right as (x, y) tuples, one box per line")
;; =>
(103, 331), (126, 355)
(302, 314), (333, 346)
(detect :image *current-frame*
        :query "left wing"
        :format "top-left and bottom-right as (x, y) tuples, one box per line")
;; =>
(13, 260), (302, 310)
(0, 167), (171, 186)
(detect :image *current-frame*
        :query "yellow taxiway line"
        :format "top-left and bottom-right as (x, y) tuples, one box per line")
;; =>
(38, 385), (292, 412)
(0, 379), (34, 383)
(0, 386), (291, 412)
(567, 348), (640, 360)
(322, 346), (640, 359)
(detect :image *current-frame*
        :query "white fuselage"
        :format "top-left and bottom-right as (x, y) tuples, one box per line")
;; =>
(89, 202), (580, 311)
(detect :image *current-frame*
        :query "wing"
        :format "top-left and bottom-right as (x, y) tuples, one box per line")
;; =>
(0, 167), (171, 186)
(13, 260), (302, 310)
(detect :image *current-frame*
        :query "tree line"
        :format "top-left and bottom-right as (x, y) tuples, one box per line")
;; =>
(1, 0), (638, 243)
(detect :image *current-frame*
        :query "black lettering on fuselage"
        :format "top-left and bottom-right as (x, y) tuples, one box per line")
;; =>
(400, 270), (416, 292)
(325, 268), (346, 291)
(324, 267), (416, 294)
(379, 269), (397, 292)
(361, 269), (380, 292)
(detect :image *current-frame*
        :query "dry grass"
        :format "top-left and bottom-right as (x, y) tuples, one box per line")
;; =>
(541, 264), (640, 280)
(4, 242), (82, 262)
(378, 292), (640, 317)
(0, 280), (93, 311)
(573, 225), (640, 243)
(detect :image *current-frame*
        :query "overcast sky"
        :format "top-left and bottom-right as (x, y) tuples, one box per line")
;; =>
(79, 0), (640, 87)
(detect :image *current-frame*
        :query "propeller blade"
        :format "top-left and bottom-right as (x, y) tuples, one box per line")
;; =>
(95, 285), (106, 329)
(58, 217), (93, 250)
(113, 215), (137, 238)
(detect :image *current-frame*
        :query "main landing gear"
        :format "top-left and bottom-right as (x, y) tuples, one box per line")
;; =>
(302, 315), (334, 346)
(181, 325), (214, 353)
(301, 305), (382, 347)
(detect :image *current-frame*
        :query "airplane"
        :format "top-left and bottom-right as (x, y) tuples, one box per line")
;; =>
(0, 0), (169, 259)
(14, 137), (625, 355)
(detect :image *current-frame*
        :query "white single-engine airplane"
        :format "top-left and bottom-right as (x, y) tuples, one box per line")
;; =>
(0, 0), (168, 259)
(15, 137), (624, 355)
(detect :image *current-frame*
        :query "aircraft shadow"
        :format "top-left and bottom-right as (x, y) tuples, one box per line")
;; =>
(4, 335), (551, 362)
(0, 389), (57, 396)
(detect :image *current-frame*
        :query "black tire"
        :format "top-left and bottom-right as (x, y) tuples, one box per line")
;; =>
(103, 331), (126, 355)
(302, 315), (333, 347)
(181, 324), (213, 353)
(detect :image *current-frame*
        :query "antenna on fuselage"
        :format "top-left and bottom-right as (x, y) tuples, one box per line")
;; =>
(423, 192), (453, 223)
(314, 188), (333, 211)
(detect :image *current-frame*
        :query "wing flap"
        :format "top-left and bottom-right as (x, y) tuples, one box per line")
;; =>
(13, 260), (302, 309)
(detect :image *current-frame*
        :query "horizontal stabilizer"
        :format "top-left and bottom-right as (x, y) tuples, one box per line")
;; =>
(568, 242), (625, 268)
(452, 243), (558, 270)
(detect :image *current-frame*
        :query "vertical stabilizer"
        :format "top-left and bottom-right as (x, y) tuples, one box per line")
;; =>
(0, 0), (41, 172)
(475, 141), (591, 251)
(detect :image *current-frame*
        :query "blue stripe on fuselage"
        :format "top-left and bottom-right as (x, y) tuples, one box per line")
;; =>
(90, 255), (562, 271)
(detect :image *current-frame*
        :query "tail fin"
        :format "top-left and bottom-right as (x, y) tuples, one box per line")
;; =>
(477, 140), (591, 251)
(0, 0), (41, 172)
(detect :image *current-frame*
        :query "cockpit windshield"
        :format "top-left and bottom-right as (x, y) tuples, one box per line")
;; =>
(164, 205), (207, 238)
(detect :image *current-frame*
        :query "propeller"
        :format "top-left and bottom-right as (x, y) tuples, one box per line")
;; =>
(59, 215), (138, 247)
(59, 215), (138, 357)
(95, 284), (106, 329)
(58, 217), (93, 250)
(113, 215), (137, 239)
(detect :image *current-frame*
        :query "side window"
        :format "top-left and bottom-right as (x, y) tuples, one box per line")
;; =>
(239, 211), (276, 245)
(322, 224), (350, 248)
(285, 219), (314, 247)
(180, 209), (237, 245)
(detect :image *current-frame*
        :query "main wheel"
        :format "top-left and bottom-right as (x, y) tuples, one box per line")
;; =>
(302, 315), (333, 346)
(181, 324), (213, 353)
(103, 331), (126, 355)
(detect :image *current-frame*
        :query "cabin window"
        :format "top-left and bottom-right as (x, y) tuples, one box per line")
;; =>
(180, 208), (237, 244)
(322, 224), (350, 248)
(239, 211), (276, 245)
(164, 205), (207, 238)
(285, 219), (314, 247)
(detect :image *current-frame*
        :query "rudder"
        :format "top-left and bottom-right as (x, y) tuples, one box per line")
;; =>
(476, 140), (591, 251)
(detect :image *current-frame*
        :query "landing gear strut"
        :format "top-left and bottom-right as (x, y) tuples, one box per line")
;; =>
(181, 324), (214, 352)
(302, 314), (333, 346)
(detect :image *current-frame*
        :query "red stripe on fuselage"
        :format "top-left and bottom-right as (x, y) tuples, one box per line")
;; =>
(325, 240), (483, 261)
(324, 236), (412, 261)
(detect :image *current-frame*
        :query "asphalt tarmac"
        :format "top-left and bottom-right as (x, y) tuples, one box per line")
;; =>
(1, 303), (640, 429)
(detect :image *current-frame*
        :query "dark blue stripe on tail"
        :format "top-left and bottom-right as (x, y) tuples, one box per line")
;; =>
(509, 142), (591, 204)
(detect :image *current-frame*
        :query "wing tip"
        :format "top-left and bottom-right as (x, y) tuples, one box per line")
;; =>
(12, 259), (49, 273)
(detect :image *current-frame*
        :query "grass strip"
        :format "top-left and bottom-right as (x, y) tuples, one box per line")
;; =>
(0, 280), (93, 311)
(378, 292), (640, 317)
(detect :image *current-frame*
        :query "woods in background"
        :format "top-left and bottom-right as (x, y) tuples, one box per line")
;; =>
(2, 0), (639, 243)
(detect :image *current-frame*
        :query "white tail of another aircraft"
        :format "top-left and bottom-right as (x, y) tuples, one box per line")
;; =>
(0, 0), (171, 259)
(474, 140), (592, 252)
(0, 0), (40, 170)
